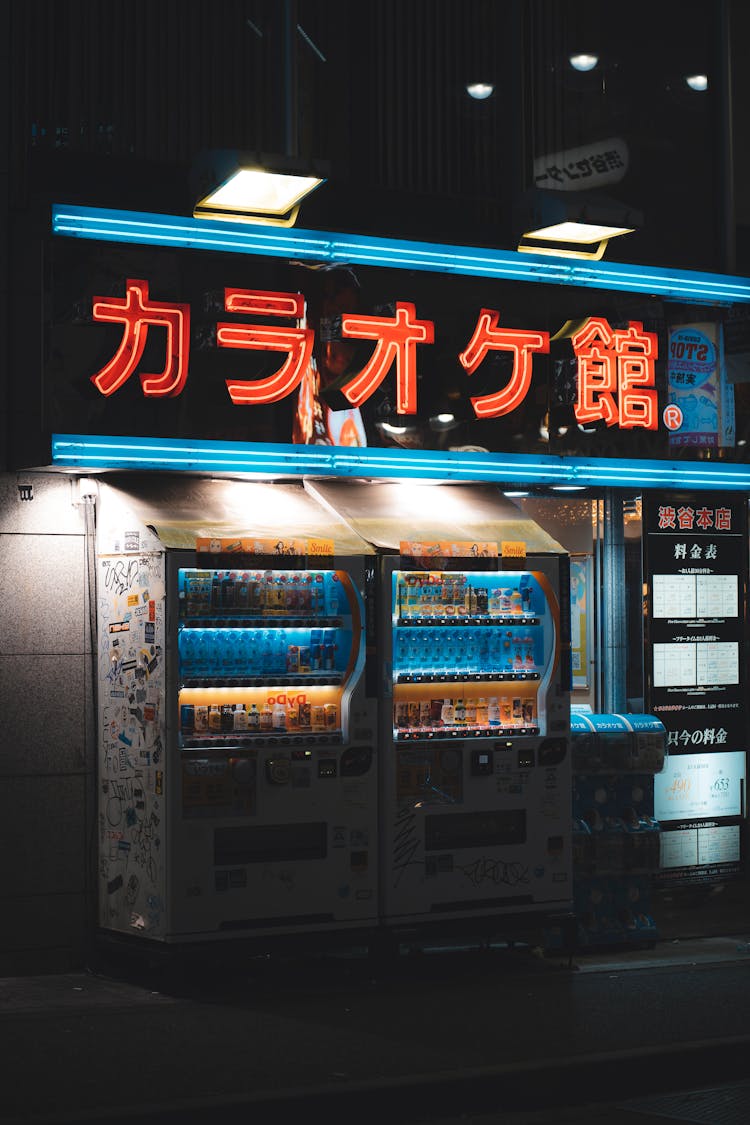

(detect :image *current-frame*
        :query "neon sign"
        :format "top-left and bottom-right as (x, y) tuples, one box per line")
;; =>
(458, 309), (549, 420)
(91, 280), (659, 430)
(91, 279), (190, 397)
(217, 289), (314, 405)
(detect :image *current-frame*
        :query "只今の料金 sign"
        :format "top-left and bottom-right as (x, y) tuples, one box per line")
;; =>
(88, 278), (660, 430)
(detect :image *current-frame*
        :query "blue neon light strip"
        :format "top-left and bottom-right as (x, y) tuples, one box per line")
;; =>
(51, 434), (750, 490)
(52, 204), (750, 304)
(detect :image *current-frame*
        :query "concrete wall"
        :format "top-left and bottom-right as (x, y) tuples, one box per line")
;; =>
(0, 471), (95, 973)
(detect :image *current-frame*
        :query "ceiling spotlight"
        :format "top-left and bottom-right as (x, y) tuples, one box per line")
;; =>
(466, 82), (494, 100)
(685, 74), (708, 92)
(569, 53), (599, 73)
(429, 411), (459, 433)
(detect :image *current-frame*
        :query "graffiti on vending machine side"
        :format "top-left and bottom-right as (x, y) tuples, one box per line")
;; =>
(97, 557), (166, 934)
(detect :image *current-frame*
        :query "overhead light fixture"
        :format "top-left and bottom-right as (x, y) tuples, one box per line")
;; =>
(194, 168), (324, 227)
(192, 151), (326, 228)
(515, 188), (641, 261)
(378, 422), (410, 436)
(428, 411), (460, 433)
(569, 53), (599, 72)
(466, 82), (494, 100)
(685, 73), (708, 92)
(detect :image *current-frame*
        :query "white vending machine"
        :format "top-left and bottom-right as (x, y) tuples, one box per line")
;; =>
(94, 482), (378, 946)
(380, 551), (571, 931)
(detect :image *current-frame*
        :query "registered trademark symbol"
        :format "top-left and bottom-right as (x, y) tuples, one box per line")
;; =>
(663, 403), (683, 431)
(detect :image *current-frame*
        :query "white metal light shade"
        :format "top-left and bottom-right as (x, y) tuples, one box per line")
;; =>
(466, 82), (495, 100)
(515, 187), (639, 260)
(569, 53), (599, 72)
(524, 221), (635, 245)
(194, 168), (324, 227)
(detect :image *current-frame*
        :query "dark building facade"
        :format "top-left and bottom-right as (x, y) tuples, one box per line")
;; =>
(2, 0), (749, 971)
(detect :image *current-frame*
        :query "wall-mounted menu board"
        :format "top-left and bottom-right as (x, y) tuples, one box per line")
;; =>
(644, 494), (748, 885)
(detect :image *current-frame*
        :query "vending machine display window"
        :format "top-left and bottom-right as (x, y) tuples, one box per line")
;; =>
(391, 569), (557, 742)
(177, 567), (362, 746)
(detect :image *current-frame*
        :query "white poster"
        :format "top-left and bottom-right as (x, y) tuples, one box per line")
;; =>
(652, 573), (737, 620)
(698, 824), (741, 865)
(660, 830), (698, 869)
(654, 751), (746, 822)
(653, 640), (738, 687)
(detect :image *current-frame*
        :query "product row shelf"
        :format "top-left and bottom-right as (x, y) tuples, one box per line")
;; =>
(395, 724), (540, 740)
(396, 614), (540, 627)
(572, 874), (659, 948)
(573, 825), (661, 875)
(180, 673), (344, 689)
(396, 671), (541, 684)
(180, 731), (344, 749)
(179, 615), (344, 628)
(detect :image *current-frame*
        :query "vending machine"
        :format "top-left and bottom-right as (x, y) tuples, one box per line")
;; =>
(379, 550), (571, 931)
(94, 481), (377, 945)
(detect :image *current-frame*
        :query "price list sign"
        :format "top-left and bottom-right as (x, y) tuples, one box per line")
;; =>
(644, 494), (748, 757)
(644, 494), (748, 883)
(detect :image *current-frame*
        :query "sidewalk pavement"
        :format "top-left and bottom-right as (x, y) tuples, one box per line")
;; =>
(2, 934), (750, 1125)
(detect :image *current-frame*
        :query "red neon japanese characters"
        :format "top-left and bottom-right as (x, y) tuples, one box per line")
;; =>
(458, 309), (550, 419)
(217, 289), (314, 405)
(338, 302), (434, 414)
(89, 279), (662, 433)
(91, 279), (190, 397)
(572, 318), (658, 430)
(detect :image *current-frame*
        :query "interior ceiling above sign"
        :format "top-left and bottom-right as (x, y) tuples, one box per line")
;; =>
(304, 480), (565, 554)
(98, 474), (376, 554)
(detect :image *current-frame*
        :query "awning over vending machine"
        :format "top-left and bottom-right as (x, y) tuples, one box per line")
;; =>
(303, 480), (565, 555)
(94, 474), (376, 555)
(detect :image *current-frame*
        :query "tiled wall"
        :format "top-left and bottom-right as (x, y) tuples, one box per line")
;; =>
(0, 472), (94, 972)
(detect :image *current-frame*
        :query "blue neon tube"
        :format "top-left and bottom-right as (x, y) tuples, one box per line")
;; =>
(51, 204), (750, 304)
(51, 434), (750, 491)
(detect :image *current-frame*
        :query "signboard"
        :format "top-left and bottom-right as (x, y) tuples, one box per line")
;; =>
(195, 536), (333, 556)
(644, 494), (748, 884)
(644, 495), (747, 749)
(660, 824), (741, 880)
(43, 236), (745, 463)
(399, 541), (499, 559)
(667, 322), (735, 449)
(654, 750), (746, 822)
(533, 137), (629, 192)
(398, 541), (500, 571)
(570, 554), (590, 691)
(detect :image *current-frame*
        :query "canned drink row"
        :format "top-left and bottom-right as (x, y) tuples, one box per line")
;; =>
(393, 696), (536, 729)
(181, 700), (338, 735)
(397, 574), (534, 618)
(182, 570), (340, 617)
